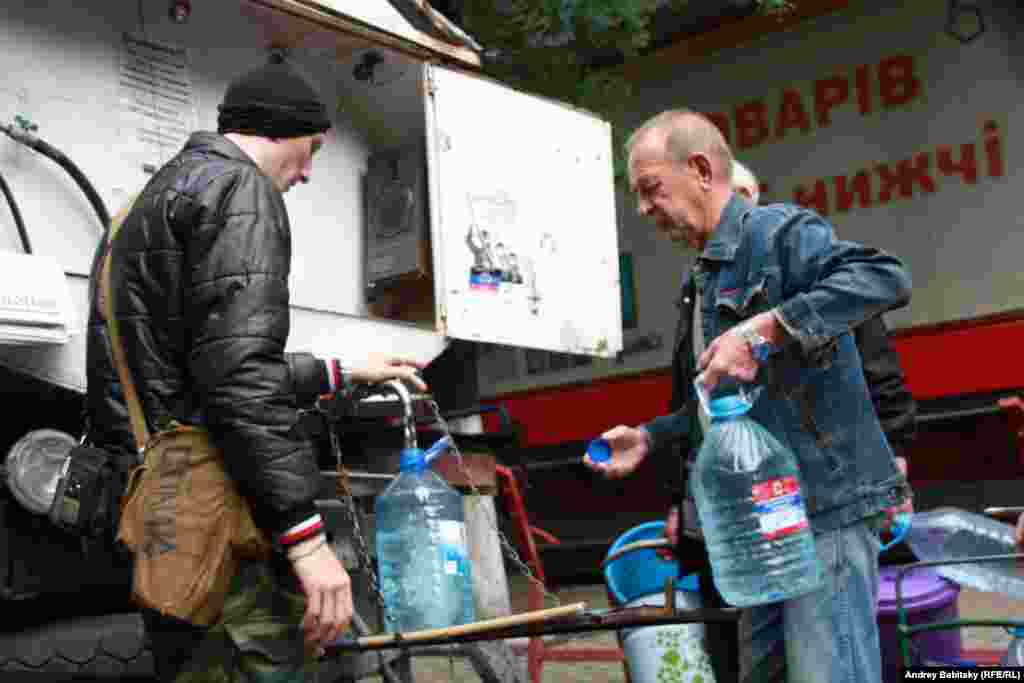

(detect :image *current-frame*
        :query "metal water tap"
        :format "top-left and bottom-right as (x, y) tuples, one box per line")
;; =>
(380, 379), (417, 450)
(2, 116), (39, 146)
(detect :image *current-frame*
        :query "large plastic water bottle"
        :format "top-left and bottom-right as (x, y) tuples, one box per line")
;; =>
(903, 507), (1024, 599)
(375, 437), (476, 632)
(690, 378), (822, 607)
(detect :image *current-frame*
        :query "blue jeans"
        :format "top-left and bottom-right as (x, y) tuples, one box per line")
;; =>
(748, 518), (883, 683)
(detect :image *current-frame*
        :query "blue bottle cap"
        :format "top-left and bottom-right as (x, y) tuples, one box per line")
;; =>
(587, 438), (611, 463)
(399, 447), (426, 472)
(709, 395), (752, 419)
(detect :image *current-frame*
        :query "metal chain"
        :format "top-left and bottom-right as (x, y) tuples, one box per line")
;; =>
(426, 400), (561, 609)
(329, 426), (391, 623)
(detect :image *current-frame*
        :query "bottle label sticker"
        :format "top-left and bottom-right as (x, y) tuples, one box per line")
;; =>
(438, 520), (469, 575)
(442, 545), (464, 575)
(470, 270), (502, 292)
(438, 520), (467, 550)
(752, 475), (809, 540)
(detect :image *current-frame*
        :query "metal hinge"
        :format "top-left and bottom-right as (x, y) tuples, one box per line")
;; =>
(424, 67), (437, 97)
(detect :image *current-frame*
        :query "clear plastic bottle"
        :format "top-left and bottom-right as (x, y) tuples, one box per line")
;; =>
(903, 507), (1024, 599)
(375, 437), (476, 632)
(690, 382), (822, 607)
(1001, 627), (1024, 667)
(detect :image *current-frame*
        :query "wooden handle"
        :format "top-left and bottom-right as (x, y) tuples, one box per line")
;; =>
(355, 602), (587, 648)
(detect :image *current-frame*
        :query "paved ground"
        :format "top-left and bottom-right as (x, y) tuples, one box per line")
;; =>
(355, 576), (1024, 682)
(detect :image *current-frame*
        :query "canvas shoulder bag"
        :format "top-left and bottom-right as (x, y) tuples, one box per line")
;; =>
(102, 199), (270, 626)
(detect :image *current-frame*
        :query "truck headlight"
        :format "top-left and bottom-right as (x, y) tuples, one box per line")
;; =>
(4, 429), (76, 515)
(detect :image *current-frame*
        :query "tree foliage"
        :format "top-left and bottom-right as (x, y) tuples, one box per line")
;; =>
(457, 0), (794, 180)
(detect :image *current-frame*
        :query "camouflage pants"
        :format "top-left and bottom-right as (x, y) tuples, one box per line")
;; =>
(147, 559), (321, 683)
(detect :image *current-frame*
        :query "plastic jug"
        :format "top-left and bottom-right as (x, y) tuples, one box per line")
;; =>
(375, 436), (477, 632)
(902, 507), (1024, 600)
(690, 376), (822, 607)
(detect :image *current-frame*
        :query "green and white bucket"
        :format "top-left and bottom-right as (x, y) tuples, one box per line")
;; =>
(620, 590), (715, 683)
(604, 522), (715, 683)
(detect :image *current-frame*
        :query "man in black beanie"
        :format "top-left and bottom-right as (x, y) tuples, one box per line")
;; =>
(86, 55), (427, 682)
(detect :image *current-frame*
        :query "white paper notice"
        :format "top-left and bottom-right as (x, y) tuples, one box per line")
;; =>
(118, 33), (197, 168)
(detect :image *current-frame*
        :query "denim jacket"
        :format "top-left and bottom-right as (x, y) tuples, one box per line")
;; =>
(644, 195), (913, 533)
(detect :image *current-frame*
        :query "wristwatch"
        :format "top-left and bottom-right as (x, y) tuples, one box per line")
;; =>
(736, 322), (775, 363)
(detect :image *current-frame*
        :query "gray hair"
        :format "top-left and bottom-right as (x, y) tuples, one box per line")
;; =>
(625, 108), (734, 181)
(732, 159), (760, 204)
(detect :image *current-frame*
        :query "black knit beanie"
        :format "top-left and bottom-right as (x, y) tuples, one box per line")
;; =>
(217, 54), (331, 139)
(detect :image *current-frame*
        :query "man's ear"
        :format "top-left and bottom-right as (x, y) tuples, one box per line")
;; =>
(690, 153), (713, 188)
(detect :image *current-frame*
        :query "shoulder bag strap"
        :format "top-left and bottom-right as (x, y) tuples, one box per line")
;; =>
(100, 196), (149, 455)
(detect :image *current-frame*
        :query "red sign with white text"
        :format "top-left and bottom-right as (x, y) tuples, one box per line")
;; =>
(752, 476), (809, 541)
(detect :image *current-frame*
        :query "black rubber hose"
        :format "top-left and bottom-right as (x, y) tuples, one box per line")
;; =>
(1, 125), (111, 231)
(29, 135), (111, 231)
(0, 167), (31, 254)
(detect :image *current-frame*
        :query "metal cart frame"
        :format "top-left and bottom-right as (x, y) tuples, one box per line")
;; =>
(894, 554), (1024, 669)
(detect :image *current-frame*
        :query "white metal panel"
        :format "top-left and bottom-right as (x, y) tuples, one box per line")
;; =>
(287, 305), (449, 368)
(0, 274), (449, 394)
(425, 65), (622, 357)
(0, 251), (76, 344)
(0, 274), (88, 393)
(0, 1), (456, 391)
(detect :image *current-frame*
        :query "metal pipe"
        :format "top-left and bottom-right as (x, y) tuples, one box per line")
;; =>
(916, 403), (1002, 424)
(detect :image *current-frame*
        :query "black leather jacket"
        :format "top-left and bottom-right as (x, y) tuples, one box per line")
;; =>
(854, 313), (917, 453)
(85, 132), (330, 539)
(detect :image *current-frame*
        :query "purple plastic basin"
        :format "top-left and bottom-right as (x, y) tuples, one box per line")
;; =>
(877, 566), (962, 683)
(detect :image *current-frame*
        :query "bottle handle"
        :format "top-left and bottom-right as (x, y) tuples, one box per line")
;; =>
(879, 512), (911, 553)
(693, 374), (712, 418)
(693, 373), (762, 417)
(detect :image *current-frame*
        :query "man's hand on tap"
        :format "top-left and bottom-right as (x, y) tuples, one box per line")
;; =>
(347, 354), (428, 393)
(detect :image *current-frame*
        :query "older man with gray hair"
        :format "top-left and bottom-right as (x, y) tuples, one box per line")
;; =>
(585, 108), (913, 683)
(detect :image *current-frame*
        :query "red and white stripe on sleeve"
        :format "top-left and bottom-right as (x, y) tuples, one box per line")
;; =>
(279, 514), (324, 547)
